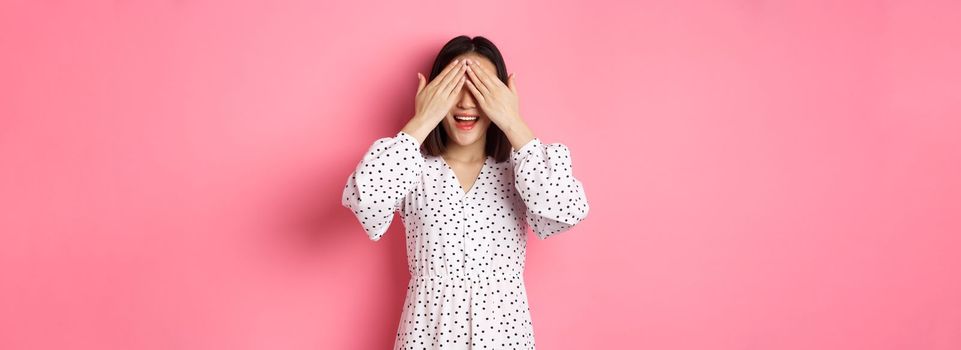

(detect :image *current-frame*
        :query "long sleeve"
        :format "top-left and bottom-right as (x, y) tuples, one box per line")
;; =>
(510, 137), (590, 239)
(342, 131), (425, 241)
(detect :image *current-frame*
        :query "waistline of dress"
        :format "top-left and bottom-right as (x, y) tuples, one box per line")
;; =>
(409, 270), (524, 284)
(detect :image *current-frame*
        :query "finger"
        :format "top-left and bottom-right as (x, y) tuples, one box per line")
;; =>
(507, 73), (516, 94)
(465, 62), (490, 96)
(446, 75), (467, 99)
(464, 78), (485, 103)
(442, 73), (464, 97)
(469, 61), (504, 91)
(428, 58), (462, 89)
(436, 60), (466, 96)
(417, 73), (426, 94)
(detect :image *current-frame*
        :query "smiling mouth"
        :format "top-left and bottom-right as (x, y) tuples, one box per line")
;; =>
(453, 115), (479, 122)
(453, 114), (479, 130)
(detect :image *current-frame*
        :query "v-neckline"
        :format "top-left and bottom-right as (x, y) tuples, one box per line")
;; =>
(439, 155), (489, 197)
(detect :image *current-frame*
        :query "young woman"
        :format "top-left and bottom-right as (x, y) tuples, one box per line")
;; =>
(342, 35), (590, 350)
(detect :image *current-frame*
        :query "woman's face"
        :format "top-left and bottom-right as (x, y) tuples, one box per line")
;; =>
(441, 53), (496, 148)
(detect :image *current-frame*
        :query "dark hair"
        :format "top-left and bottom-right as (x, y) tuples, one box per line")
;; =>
(421, 35), (512, 163)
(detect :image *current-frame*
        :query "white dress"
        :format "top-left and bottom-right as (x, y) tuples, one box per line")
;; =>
(342, 131), (590, 349)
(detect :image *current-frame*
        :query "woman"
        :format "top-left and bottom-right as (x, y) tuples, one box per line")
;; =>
(342, 35), (590, 349)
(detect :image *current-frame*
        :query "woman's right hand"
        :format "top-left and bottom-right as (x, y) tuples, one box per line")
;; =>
(402, 59), (467, 144)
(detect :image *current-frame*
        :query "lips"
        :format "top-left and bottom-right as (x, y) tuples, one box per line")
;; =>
(453, 113), (479, 131)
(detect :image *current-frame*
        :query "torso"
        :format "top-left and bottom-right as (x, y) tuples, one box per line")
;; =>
(392, 153), (534, 349)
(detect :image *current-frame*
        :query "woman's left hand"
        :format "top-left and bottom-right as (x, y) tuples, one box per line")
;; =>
(464, 59), (522, 129)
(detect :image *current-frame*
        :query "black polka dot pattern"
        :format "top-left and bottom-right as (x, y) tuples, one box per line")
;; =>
(342, 131), (590, 349)
(510, 136), (591, 239)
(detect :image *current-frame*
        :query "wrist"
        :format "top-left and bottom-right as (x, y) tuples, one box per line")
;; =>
(402, 114), (437, 145)
(502, 117), (535, 150)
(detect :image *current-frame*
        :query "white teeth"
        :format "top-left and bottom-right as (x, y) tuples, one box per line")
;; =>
(454, 115), (478, 121)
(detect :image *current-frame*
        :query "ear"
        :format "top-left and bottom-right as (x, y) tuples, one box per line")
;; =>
(508, 73), (517, 94)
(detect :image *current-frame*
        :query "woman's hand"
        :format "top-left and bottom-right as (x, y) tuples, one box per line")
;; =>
(402, 59), (468, 144)
(464, 59), (522, 129)
(465, 59), (534, 149)
(415, 59), (468, 123)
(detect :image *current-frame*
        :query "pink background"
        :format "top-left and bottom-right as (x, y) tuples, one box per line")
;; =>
(2, 1), (959, 349)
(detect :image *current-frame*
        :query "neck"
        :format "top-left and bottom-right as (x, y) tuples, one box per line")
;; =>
(443, 137), (487, 163)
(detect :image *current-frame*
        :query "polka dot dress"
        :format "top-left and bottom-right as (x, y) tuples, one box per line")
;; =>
(342, 131), (590, 349)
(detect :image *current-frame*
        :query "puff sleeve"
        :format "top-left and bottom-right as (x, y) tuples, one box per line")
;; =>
(342, 131), (425, 241)
(510, 137), (590, 239)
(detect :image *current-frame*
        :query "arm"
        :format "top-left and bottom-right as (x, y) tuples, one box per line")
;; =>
(511, 137), (590, 239)
(341, 131), (425, 241)
(343, 56), (466, 240)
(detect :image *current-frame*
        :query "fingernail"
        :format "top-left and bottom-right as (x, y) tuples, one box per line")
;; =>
(453, 59), (459, 64)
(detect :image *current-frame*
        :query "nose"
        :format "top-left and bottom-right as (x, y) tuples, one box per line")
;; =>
(456, 86), (476, 109)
